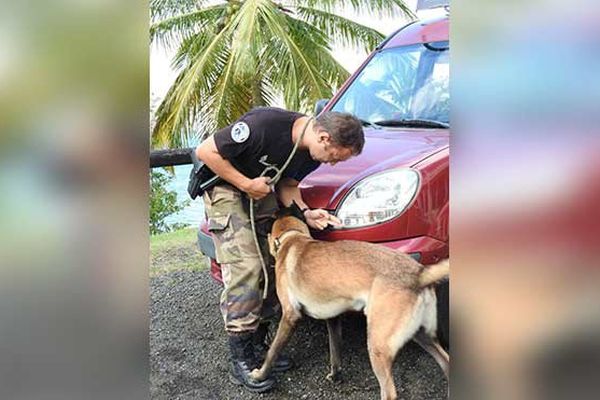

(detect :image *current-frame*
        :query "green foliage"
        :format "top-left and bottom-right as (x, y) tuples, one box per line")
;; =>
(150, 170), (190, 235)
(150, 0), (414, 148)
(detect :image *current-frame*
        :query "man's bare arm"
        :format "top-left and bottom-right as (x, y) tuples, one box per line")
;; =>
(275, 178), (309, 209)
(276, 178), (342, 230)
(196, 136), (270, 200)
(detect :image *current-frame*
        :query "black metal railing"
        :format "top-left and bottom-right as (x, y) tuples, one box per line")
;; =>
(150, 147), (194, 168)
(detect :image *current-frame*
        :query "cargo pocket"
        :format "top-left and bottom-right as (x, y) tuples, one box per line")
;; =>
(207, 214), (242, 264)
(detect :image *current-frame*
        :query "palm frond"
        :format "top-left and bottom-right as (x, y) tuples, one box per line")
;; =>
(290, 0), (414, 19)
(294, 6), (385, 52)
(228, 0), (265, 76)
(261, 38), (300, 110)
(152, 26), (231, 148)
(257, 75), (279, 107)
(285, 14), (349, 80)
(259, 1), (331, 110)
(150, 5), (227, 49)
(170, 25), (225, 71)
(260, 11), (349, 112)
(150, 0), (210, 21)
(209, 49), (251, 133)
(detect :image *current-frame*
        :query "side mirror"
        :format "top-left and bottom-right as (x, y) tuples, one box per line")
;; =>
(314, 99), (329, 116)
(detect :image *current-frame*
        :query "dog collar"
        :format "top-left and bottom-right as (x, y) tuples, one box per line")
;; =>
(273, 229), (305, 255)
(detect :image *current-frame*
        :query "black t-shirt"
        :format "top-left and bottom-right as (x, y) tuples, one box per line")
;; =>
(213, 107), (321, 181)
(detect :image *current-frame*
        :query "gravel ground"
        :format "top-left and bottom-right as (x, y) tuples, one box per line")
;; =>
(150, 270), (448, 399)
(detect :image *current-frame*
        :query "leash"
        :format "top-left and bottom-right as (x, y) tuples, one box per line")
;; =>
(250, 117), (313, 299)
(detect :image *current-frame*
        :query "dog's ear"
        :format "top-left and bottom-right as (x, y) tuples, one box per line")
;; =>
(274, 207), (291, 220)
(289, 200), (306, 221)
(275, 201), (306, 222)
(267, 233), (276, 257)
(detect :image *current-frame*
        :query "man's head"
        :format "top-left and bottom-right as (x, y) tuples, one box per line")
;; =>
(308, 112), (364, 165)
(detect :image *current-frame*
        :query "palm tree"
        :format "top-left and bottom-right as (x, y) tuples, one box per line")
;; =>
(150, 0), (413, 148)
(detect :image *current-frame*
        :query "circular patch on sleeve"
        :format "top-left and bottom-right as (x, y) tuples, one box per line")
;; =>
(231, 122), (250, 143)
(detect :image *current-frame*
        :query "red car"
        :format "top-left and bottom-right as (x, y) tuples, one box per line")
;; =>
(198, 14), (449, 346)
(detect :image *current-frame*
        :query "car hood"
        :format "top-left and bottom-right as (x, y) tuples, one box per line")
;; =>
(299, 127), (449, 209)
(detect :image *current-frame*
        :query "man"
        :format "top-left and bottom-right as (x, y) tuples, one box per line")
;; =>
(196, 107), (364, 392)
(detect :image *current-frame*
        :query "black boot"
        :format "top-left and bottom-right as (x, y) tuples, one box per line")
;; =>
(253, 323), (293, 373)
(228, 332), (275, 393)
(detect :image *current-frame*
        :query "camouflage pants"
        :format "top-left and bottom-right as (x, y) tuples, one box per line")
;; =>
(203, 184), (279, 334)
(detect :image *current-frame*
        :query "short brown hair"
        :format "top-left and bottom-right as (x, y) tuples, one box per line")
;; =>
(315, 112), (364, 155)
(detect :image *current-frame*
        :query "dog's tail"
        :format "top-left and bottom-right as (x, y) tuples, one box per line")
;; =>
(419, 259), (449, 287)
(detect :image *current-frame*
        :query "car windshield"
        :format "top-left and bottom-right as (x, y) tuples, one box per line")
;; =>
(331, 41), (449, 126)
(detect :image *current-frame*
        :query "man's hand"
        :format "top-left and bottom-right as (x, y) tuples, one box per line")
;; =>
(242, 177), (272, 200)
(304, 209), (342, 230)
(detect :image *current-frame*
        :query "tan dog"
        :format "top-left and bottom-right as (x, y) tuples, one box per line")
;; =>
(249, 211), (450, 400)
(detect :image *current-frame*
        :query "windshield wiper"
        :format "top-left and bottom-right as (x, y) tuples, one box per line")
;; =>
(372, 118), (449, 129)
(359, 119), (381, 129)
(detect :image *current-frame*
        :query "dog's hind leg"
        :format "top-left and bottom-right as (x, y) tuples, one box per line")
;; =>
(325, 316), (343, 382)
(367, 286), (419, 400)
(414, 288), (449, 379)
(414, 328), (449, 379)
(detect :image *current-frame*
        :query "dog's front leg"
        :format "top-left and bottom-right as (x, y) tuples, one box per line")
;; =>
(326, 317), (343, 382)
(250, 312), (300, 381)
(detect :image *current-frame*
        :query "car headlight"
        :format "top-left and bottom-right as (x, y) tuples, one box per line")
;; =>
(335, 169), (419, 229)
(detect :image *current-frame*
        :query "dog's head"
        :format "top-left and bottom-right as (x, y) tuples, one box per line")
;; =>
(268, 202), (311, 257)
